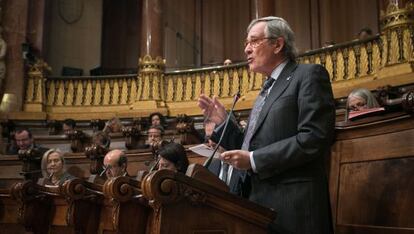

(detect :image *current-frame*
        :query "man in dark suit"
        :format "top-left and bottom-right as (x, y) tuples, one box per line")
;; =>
(8, 128), (49, 155)
(8, 128), (49, 181)
(198, 16), (335, 233)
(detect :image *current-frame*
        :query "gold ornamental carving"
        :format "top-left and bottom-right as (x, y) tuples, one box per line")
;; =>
(138, 55), (165, 74)
(380, 1), (414, 30)
(24, 59), (51, 112)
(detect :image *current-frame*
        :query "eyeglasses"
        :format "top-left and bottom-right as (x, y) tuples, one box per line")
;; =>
(102, 164), (115, 171)
(244, 37), (275, 48)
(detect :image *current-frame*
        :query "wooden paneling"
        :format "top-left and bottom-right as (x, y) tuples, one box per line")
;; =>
(202, 0), (224, 65)
(338, 158), (414, 228)
(101, 0), (141, 70)
(331, 113), (414, 233)
(319, 0), (379, 46)
(275, 0), (313, 53)
(99, 0), (380, 68)
(164, 0), (197, 68)
(201, 0), (250, 65)
(340, 129), (414, 163)
(223, 0), (250, 63)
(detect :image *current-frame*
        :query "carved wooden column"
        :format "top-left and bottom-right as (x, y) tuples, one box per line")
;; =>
(1, 0), (29, 112)
(134, 0), (167, 113)
(23, 59), (50, 112)
(377, 1), (414, 78)
(140, 0), (163, 58)
(250, 0), (275, 19)
(27, 0), (47, 58)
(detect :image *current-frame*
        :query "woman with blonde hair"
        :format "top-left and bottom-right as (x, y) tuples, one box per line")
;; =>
(41, 149), (74, 185)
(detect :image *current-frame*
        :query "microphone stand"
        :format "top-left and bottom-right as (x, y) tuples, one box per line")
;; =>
(99, 167), (107, 177)
(203, 91), (240, 168)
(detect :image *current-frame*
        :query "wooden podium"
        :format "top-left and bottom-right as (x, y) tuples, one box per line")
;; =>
(141, 165), (276, 234)
(0, 165), (276, 234)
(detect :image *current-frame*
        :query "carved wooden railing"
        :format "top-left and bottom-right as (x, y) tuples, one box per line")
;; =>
(298, 36), (382, 82)
(21, 1), (414, 118)
(45, 74), (138, 107)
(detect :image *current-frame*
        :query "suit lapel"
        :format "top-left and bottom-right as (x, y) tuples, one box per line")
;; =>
(252, 61), (298, 137)
(228, 168), (239, 192)
(209, 159), (221, 176)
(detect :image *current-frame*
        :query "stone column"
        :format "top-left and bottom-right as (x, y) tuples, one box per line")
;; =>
(377, 0), (414, 78)
(1, 0), (29, 112)
(134, 0), (166, 113)
(140, 0), (164, 58)
(250, 0), (275, 20)
(27, 0), (47, 57)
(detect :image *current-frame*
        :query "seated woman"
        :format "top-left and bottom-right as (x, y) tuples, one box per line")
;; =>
(103, 117), (124, 134)
(92, 131), (111, 149)
(149, 112), (167, 128)
(346, 88), (382, 120)
(157, 142), (189, 173)
(41, 149), (74, 185)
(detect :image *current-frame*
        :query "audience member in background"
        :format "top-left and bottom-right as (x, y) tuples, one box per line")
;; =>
(92, 131), (111, 149)
(346, 88), (380, 111)
(62, 118), (76, 134)
(146, 125), (164, 148)
(149, 112), (166, 128)
(238, 120), (248, 130)
(358, 27), (373, 40)
(103, 149), (128, 178)
(157, 142), (189, 173)
(41, 148), (74, 185)
(346, 88), (382, 120)
(7, 128), (49, 155)
(223, 59), (233, 66)
(103, 117), (124, 134)
(322, 40), (336, 48)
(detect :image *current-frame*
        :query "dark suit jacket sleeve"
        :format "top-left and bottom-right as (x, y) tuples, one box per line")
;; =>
(253, 64), (335, 179)
(210, 116), (244, 151)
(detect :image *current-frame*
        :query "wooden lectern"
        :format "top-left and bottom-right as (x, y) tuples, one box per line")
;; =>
(141, 164), (276, 234)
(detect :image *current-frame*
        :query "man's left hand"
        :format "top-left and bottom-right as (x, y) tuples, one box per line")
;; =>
(220, 150), (251, 170)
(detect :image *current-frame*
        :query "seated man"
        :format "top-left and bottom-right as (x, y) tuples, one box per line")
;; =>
(8, 128), (48, 155)
(103, 149), (128, 178)
(62, 118), (76, 135)
(146, 125), (164, 148)
(157, 142), (189, 173)
(358, 27), (373, 40)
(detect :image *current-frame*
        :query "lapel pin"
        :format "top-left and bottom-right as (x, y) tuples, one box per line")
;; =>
(286, 76), (291, 81)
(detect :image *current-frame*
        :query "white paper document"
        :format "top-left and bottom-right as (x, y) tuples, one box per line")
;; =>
(189, 144), (221, 158)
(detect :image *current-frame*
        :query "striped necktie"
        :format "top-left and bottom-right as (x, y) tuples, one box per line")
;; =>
(241, 78), (275, 150)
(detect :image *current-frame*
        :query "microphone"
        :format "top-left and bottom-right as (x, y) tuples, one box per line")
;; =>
(48, 171), (54, 180)
(203, 90), (241, 168)
(99, 167), (107, 177)
(149, 156), (161, 173)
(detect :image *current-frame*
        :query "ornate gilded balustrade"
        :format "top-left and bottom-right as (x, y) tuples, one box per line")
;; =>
(298, 37), (382, 82)
(20, 1), (414, 119)
(46, 74), (137, 106)
(164, 63), (262, 102)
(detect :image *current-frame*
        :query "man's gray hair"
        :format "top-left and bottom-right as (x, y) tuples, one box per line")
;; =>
(247, 16), (298, 60)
